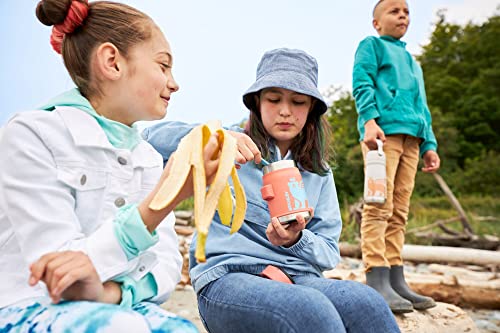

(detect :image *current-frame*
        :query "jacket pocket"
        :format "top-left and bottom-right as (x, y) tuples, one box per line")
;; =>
(57, 167), (108, 233)
(57, 167), (108, 191)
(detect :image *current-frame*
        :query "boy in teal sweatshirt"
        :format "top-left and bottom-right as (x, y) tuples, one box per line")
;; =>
(352, 0), (440, 313)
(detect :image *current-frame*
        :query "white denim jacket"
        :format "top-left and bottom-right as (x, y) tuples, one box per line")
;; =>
(0, 107), (182, 308)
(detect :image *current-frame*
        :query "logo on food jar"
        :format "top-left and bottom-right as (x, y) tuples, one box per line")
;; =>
(285, 178), (308, 211)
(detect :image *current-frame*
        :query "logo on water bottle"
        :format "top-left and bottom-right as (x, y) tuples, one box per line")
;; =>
(367, 178), (386, 198)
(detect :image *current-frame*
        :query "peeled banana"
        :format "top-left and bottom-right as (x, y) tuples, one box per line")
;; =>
(149, 122), (247, 262)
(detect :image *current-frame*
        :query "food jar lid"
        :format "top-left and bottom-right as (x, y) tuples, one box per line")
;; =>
(263, 160), (296, 174)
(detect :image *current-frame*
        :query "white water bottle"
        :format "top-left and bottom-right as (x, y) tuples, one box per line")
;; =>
(363, 139), (386, 204)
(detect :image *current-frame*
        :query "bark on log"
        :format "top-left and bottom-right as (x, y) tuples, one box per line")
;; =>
(406, 272), (500, 309)
(339, 242), (362, 258)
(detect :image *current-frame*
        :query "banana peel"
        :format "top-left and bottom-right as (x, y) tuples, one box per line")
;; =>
(149, 122), (247, 262)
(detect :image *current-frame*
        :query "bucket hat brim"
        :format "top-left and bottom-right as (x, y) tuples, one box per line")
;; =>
(243, 70), (327, 115)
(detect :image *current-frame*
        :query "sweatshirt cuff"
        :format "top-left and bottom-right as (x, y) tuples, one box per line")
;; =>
(419, 141), (437, 158)
(115, 273), (158, 308)
(359, 108), (380, 125)
(280, 229), (314, 254)
(113, 204), (159, 260)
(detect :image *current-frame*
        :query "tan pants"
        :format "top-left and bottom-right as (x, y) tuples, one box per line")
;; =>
(361, 134), (420, 271)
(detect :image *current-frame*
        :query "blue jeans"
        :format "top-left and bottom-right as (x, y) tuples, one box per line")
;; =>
(198, 273), (400, 333)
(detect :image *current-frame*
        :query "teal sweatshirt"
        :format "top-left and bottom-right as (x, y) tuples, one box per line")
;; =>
(352, 35), (437, 155)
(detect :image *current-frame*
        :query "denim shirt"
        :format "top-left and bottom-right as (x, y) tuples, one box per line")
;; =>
(143, 121), (342, 293)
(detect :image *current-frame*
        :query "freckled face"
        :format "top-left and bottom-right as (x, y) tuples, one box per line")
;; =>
(259, 87), (312, 155)
(123, 27), (179, 123)
(373, 0), (410, 39)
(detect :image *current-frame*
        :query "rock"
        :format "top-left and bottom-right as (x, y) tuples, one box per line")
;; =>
(174, 210), (193, 221)
(175, 218), (190, 226)
(395, 302), (478, 333)
(175, 225), (195, 236)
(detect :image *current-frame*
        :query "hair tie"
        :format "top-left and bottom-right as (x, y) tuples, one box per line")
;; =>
(50, 0), (89, 54)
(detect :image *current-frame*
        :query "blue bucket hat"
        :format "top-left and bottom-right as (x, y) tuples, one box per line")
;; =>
(243, 48), (327, 115)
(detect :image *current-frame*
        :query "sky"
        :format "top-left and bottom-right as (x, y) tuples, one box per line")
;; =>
(0, 0), (498, 128)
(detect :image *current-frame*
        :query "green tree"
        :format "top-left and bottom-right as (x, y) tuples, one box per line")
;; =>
(418, 12), (500, 176)
(326, 89), (364, 203)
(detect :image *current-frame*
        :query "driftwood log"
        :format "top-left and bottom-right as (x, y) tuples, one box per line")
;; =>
(339, 242), (500, 267)
(401, 244), (500, 266)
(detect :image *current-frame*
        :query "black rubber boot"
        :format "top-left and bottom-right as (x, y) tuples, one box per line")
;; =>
(390, 265), (436, 310)
(366, 266), (413, 314)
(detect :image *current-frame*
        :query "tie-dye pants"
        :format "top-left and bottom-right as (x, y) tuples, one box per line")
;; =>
(0, 297), (199, 333)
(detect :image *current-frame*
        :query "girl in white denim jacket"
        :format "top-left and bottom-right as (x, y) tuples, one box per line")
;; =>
(0, 1), (220, 332)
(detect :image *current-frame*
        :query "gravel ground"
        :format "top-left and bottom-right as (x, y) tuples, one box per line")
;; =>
(464, 308), (500, 333)
(162, 286), (207, 333)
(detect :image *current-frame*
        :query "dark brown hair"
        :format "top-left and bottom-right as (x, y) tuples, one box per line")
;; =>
(36, 0), (154, 98)
(245, 95), (332, 176)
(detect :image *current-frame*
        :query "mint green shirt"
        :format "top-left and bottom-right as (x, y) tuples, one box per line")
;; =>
(39, 89), (158, 306)
(352, 35), (437, 155)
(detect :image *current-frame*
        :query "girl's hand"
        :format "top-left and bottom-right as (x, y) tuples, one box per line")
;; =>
(422, 150), (440, 173)
(139, 132), (221, 232)
(266, 215), (307, 247)
(363, 119), (386, 150)
(228, 131), (263, 165)
(29, 251), (104, 304)
(168, 132), (221, 202)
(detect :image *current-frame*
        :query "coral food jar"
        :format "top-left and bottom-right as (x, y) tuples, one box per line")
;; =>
(260, 160), (314, 224)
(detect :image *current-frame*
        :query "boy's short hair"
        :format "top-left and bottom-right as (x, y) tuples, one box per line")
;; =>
(373, 0), (384, 18)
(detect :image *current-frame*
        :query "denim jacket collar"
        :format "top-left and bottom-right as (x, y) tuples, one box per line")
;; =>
(56, 106), (158, 167)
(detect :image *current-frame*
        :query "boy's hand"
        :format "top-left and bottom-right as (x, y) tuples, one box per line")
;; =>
(363, 119), (386, 150)
(422, 150), (440, 173)
(228, 131), (263, 165)
(266, 215), (307, 247)
(29, 251), (104, 304)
